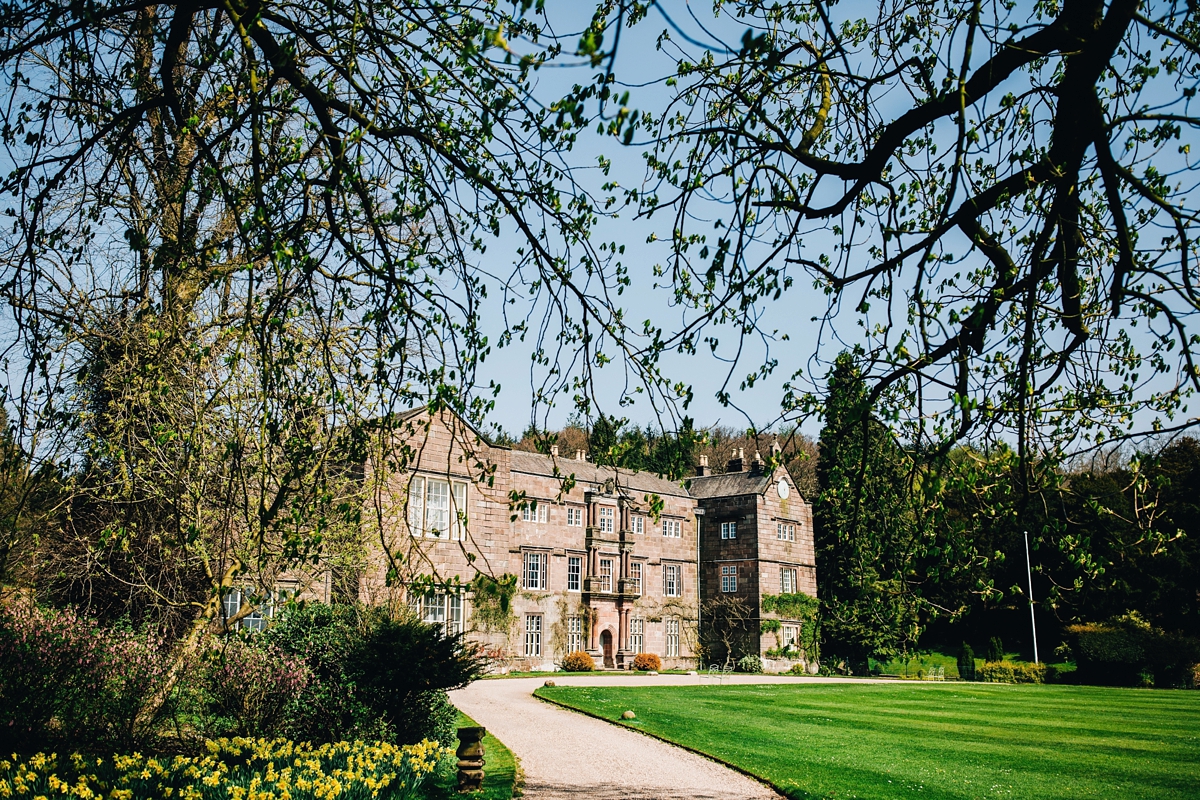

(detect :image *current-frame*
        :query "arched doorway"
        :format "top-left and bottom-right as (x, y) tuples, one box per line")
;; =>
(600, 629), (614, 668)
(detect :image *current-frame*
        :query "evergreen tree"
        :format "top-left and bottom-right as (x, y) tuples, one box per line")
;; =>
(814, 352), (921, 673)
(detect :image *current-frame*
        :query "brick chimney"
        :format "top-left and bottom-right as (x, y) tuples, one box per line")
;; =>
(749, 450), (765, 476)
(726, 447), (745, 472)
(695, 454), (710, 477)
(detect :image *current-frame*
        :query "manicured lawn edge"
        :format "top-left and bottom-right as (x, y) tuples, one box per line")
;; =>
(533, 690), (800, 799)
(434, 711), (524, 799)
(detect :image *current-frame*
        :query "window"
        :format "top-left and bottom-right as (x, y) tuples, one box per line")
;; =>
(781, 567), (798, 594)
(567, 556), (582, 592)
(665, 618), (680, 657)
(599, 558), (614, 592)
(721, 564), (738, 593)
(629, 561), (643, 595)
(721, 521), (737, 539)
(522, 551), (548, 590)
(663, 519), (681, 538)
(524, 614), (542, 657)
(223, 588), (288, 632)
(777, 522), (796, 542)
(632, 515), (644, 534)
(663, 563), (681, 597)
(567, 616), (584, 652)
(408, 476), (467, 539)
(409, 591), (464, 636)
(566, 507), (583, 527)
(780, 624), (799, 651)
(598, 506), (614, 533)
(629, 617), (643, 654)
(521, 502), (548, 523)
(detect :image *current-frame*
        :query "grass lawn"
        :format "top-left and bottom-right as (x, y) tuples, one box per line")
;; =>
(428, 712), (520, 800)
(536, 683), (1200, 799)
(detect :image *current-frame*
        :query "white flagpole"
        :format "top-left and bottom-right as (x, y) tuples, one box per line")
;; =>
(1024, 530), (1039, 664)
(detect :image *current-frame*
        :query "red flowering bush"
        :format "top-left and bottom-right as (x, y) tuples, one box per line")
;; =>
(0, 604), (170, 753)
(191, 636), (312, 738)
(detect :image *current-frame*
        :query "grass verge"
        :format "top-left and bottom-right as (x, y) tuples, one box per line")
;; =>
(536, 682), (1200, 800)
(428, 712), (521, 799)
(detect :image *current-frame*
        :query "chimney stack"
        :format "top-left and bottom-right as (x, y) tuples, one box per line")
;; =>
(727, 447), (745, 473)
(551, 444), (559, 457)
(749, 450), (765, 476)
(696, 454), (711, 477)
(575, 448), (586, 461)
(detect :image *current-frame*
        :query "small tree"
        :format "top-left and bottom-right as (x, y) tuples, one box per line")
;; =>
(957, 642), (976, 682)
(701, 595), (757, 668)
(986, 636), (1005, 664)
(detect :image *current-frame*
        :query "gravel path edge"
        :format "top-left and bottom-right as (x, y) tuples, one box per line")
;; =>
(532, 689), (793, 800)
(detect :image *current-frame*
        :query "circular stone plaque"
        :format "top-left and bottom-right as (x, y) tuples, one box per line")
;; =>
(777, 479), (790, 499)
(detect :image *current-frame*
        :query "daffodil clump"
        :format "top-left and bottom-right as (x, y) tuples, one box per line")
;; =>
(0, 737), (445, 800)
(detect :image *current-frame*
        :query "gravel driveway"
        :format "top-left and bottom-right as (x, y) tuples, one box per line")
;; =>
(450, 674), (866, 800)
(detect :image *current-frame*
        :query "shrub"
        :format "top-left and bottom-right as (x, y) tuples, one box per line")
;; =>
(561, 650), (595, 672)
(977, 660), (1046, 684)
(1066, 614), (1200, 688)
(263, 602), (486, 745)
(916, 668), (926, 680)
(191, 637), (311, 739)
(957, 642), (976, 681)
(977, 661), (1014, 683)
(787, 662), (808, 676)
(0, 605), (169, 754)
(631, 653), (662, 671)
(736, 654), (764, 674)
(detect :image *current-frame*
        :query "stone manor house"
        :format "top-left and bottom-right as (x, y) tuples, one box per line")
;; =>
(238, 408), (818, 670)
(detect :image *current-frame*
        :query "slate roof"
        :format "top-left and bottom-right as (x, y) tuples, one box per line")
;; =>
(508, 450), (691, 499)
(685, 470), (776, 499)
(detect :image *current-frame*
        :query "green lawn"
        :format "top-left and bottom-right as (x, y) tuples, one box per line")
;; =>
(428, 712), (520, 800)
(535, 683), (1200, 799)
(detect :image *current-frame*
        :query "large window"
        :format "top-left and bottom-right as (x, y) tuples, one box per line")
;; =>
(598, 506), (615, 533)
(663, 563), (681, 597)
(408, 476), (467, 539)
(781, 567), (798, 594)
(522, 551), (548, 591)
(721, 521), (737, 539)
(632, 515), (644, 534)
(721, 565), (738, 593)
(663, 519), (681, 538)
(629, 617), (643, 654)
(567, 616), (584, 652)
(665, 618), (680, 657)
(409, 591), (464, 636)
(524, 615), (542, 657)
(566, 507), (583, 527)
(599, 558), (614, 592)
(629, 561), (643, 595)
(567, 555), (582, 592)
(777, 522), (796, 542)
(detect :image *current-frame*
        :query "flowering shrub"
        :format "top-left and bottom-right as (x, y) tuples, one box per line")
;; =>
(0, 605), (170, 753)
(0, 737), (445, 800)
(631, 653), (661, 671)
(191, 637), (312, 739)
(561, 651), (594, 672)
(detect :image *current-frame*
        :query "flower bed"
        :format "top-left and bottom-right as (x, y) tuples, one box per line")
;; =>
(0, 737), (445, 800)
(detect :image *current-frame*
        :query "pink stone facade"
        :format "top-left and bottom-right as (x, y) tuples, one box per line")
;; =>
(359, 411), (817, 670)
